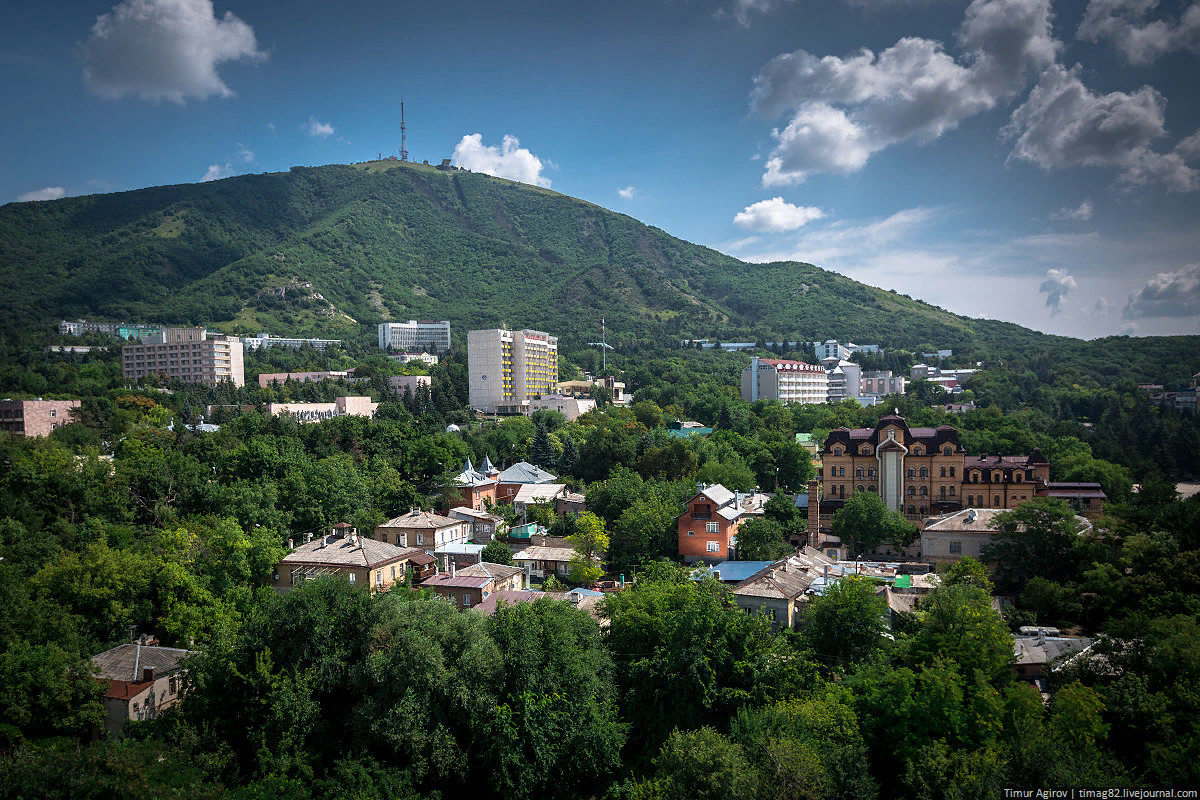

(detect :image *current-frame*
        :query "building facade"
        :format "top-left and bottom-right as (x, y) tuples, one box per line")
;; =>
(92, 637), (197, 736)
(372, 509), (472, 551)
(378, 320), (451, 353)
(677, 484), (748, 564)
(0, 398), (80, 437)
(121, 328), (245, 388)
(740, 358), (829, 405)
(258, 370), (351, 388)
(861, 370), (906, 396)
(265, 396), (378, 422)
(273, 526), (419, 593)
(467, 328), (559, 414)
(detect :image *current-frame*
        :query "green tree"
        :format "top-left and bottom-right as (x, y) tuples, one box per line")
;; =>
(736, 518), (792, 562)
(830, 491), (917, 558)
(653, 727), (757, 800)
(798, 576), (887, 667)
(558, 434), (579, 476)
(567, 512), (608, 584)
(530, 422), (556, 470)
(940, 556), (994, 593)
(481, 539), (513, 566)
(983, 498), (1081, 590)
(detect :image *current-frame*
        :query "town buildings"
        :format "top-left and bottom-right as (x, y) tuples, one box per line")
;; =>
(242, 332), (342, 352)
(558, 376), (628, 405)
(390, 352), (438, 366)
(121, 327), (245, 388)
(812, 340), (881, 361)
(467, 328), (559, 414)
(265, 396), (378, 422)
(420, 561), (525, 609)
(729, 550), (841, 629)
(526, 394), (596, 421)
(378, 320), (451, 353)
(273, 525), (429, 593)
(92, 636), (198, 736)
(0, 398), (80, 437)
(390, 375), (432, 395)
(741, 358), (829, 405)
(449, 457), (498, 511)
(494, 461), (558, 505)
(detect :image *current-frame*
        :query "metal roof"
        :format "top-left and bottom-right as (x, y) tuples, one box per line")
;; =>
(497, 461), (558, 484)
(92, 643), (196, 683)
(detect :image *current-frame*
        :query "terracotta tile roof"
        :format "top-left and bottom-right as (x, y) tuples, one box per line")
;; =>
(281, 535), (412, 569)
(456, 562), (523, 582)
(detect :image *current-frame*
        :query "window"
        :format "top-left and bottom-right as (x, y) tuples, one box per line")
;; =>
(1015, 473), (1023, 483)
(856, 467), (864, 478)
(992, 473), (1001, 483)
(390, 566), (396, 580)
(949, 541), (962, 554)
(908, 486), (916, 496)
(868, 485), (876, 493)
(379, 533), (388, 544)
(994, 495), (1000, 506)
(706, 541), (719, 552)
(169, 677), (177, 694)
(949, 486), (956, 496)
(416, 534), (424, 545)
(838, 466), (845, 476)
(920, 486), (928, 497)
(920, 467), (928, 478)
(868, 468), (876, 477)
(919, 506), (927, 515)
(940, 486), (947, 498)
(49, 409), (56, 418)
(855, 485), (864, 492)
(944, 446), (953, 456)
(949, 467), (955, 477)
(913, 446), (923, 455)
(940, 466), (946, 477)
(706, 521), (719, 533)
(833, 446), (843, 456)
(907, 505), (916, 515)
(348, 573), (356, 584)
(462, 594), (472, 607)
(376, 571), (383, 587)
(687, 531), (695, 537)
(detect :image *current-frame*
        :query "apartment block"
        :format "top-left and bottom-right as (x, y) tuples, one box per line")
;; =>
(258, 371), (351, 388)
(468, 328), (559, 413)
(121, 328), (245, 388)
(378, 320), (451, 353)
(740, 358), (828, 405)
(0, 398), (81, 437)
(861, 370), (906, 396)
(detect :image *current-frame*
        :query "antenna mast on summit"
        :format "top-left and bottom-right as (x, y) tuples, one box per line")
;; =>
(400, 101), (409, 162)
(588, 316), (612, 373)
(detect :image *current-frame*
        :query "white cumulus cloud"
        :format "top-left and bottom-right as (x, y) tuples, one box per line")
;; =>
(17, 186), (67, 202)
(1050, 199), (1094, 220)
(1123, 263), (1200, 318)
(305, 116), (334, 138)
(201, 162), (233, 182)
(80, 0), (264, 103)
(1003, 64), (1200, 192)
(1077, 0), (1200, 65)
(451, 134), (551, 187)
(237, 143), (254, 163)
(1039, 267), (1077, 314)
(733, 197), (826, 232)
(751, 0), (1058, 185)
(618, 186), (636, 199)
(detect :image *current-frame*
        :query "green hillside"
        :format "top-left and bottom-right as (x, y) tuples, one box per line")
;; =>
(1, 162), (1197, 386)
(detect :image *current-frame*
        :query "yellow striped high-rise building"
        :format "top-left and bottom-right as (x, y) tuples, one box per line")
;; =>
(467, 328), (559, 413)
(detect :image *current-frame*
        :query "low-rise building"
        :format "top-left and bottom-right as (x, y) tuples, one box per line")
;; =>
(448, 507), (506, 542)
(1013, 631), (1094, 692)
(556, 491), (587, 517)
(420, 561), (524, 610)
(449, 456), (498, 511)
(677, 484), (749, 564)
(258, 370), (351, 388)
(242, 333), (342, 352)
(920, 507), (1093, 562)
(273, 526), (422, 592)
(373, 509), (472, 551)
(512, 542), (582, 579)
(527, 394), (596, 421)
(389, 352), (439, 365)
(379, 320), (451, 353)
(390, 375), (432, 395)
(93, 637), (198, 736)
(495, 461), (558, 504)
(0, 398), (80, 437)
(730, 551), (840, 629)
(265, 396), (378, 422)
(513, 483), (569, 516)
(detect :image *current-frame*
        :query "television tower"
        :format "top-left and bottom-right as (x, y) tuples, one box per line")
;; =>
(588, 316), (612, 373)
(399, 101), (409, 162)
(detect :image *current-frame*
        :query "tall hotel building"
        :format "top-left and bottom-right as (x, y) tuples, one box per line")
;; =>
(377, 320), (451, 353)
(741, 357), (829, 405)
(468, 329), (559, 414)
(122, 328), (245, 388)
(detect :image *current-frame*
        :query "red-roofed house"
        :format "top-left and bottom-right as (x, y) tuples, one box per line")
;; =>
(92, 637), (198, 736)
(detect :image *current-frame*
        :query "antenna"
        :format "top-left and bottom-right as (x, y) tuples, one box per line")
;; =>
(587, 317), (612, 373)
(400, 101), (409, 163)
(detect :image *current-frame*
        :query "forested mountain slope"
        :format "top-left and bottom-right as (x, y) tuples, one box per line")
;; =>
(2, 161), (1197, 386)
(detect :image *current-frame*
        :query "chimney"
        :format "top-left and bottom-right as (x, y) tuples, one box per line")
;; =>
(304, 532), (312, 543)
(442, 554), (450, 574)
(320, 536), (327, 549)
(287, 538), (294, 550)
(524, 563), (531, 589)
(450, 561), (456, 577)
(143, 667), (155, 683)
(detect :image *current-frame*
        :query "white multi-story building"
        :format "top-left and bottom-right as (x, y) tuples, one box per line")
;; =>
(741, 358), (828, 405)
(861, 370), (906, 396)
(813, 340), (881, 361)
(242, 333), (342, 352)
(468, 328), (559, 414)
(378, 320), (451, 353)
(122, 328), (244, 388)
(826, 360), (862, 403)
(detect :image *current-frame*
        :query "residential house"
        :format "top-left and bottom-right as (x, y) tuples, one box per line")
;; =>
(450, 456), (498, 511)
(273, 526), (424, 593)
(730, 551), (840, 629)
(495, 461), (558, 504)
(513, 483), (569, 517)
(512, 540), (586, 579)
(93, 636), (198, 736)
(920, 507), (1093, 562)
(1013, 631), (1094, 692)
(676, 484), (748, 564)
(448, 507), (506, 542)
(1033, 481), (1107, 518)
(556, 491), (587, 517)
(373, 509), (471, 551)
(420, 561), (524, 609)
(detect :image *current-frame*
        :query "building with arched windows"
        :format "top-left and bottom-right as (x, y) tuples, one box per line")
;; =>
(809, 414), (1100, 548)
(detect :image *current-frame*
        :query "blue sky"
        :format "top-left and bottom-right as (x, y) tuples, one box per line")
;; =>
(3, 0), (1198, 339)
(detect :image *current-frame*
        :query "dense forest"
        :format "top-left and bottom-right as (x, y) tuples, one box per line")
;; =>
(2, 335), (1199, 797)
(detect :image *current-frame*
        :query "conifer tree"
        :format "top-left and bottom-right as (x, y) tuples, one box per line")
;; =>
(531, 422), (556, 469)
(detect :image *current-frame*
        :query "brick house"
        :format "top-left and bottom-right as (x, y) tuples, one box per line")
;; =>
(449, 457), (498, 511)
(373, 509), (472, 551)
(0, 398), (81, 437)
(677, 484), (748, 564)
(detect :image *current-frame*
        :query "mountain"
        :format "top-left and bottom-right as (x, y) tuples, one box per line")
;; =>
(1, 161), (1197, 385)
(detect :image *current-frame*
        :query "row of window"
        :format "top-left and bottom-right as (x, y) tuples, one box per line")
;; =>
(833, 444), (955, 457)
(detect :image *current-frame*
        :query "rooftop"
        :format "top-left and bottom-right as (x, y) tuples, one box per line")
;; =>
(497, 461), (558, 484)
(281, 534), (413, 569)
(512, 545), (586, 563)
(456, 562), (523, 582)
(513, 483), (568, 505)
(379, 509), (463, 530)
(93, 642), (196, 683)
